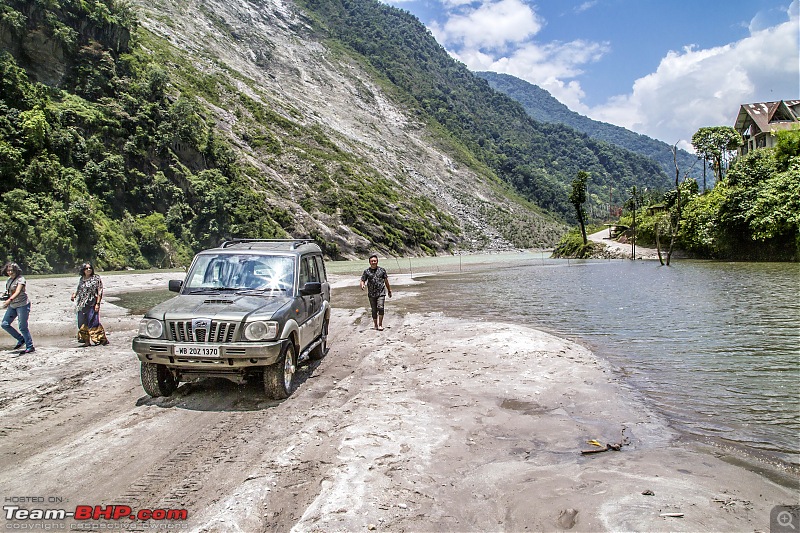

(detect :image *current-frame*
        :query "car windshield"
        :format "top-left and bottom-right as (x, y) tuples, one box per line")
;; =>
(184, 254), (295, 295)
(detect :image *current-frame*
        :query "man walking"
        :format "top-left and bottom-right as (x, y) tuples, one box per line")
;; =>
(360, 254), (392, 331)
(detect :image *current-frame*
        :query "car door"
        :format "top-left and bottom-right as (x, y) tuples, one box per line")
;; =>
(314, 254), (330, 302)
(297, 255), (321, 349)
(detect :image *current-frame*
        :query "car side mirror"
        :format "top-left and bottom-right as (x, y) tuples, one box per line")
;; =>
(300, 282), (322, 295)
(168, 280), (183, 293)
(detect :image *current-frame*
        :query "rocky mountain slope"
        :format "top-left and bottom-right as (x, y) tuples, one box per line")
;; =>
(130, 0), (565, 256)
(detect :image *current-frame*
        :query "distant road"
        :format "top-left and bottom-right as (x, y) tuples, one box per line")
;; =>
(587, 228), (661, 260)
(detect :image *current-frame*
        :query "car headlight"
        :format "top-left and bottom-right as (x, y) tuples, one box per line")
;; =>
(244, 321), (279, 341)
(138, 319), (164, 339)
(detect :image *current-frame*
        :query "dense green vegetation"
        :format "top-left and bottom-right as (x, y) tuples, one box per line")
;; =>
(476, 71), (701, 188)
(298, 0), (674, 219)
(691, 126), (742, 184)
(552, 226), (604, 259)
(615, 130), (800, 261)
(0, 0), (282, 272)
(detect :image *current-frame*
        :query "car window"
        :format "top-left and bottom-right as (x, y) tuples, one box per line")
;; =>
(299, 256), (320, 287)
(314, 255), (327, 282)
(185, 254), (295, 291)
(307, 257), (320, 283)
(299, 258), (309, 287)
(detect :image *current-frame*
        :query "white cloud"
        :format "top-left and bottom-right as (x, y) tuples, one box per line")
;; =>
(429, 0), (798, 148)
(431, 0), (608, 109)
(748, 3), (791, 31)
(588, 4), (800, 148)
(429, 0), (542, 50)
(452, 39), (608, 109)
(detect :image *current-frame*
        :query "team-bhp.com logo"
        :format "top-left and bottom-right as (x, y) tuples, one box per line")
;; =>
(4, 504), (188, 522)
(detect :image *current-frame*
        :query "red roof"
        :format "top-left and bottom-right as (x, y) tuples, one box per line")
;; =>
(734, 100), (800, 135)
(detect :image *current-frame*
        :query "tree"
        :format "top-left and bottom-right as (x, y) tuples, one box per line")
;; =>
(665, 147), (681, 265)
(691, 126), (742, 183)
(569, 170), (589, 244)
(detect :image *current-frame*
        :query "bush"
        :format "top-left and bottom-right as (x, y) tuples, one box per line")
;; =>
(552, 228), (602, 258)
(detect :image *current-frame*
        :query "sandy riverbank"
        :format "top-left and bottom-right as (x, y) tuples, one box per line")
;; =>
(0, 270), (795, 532)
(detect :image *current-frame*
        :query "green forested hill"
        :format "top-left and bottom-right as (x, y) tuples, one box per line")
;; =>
(0, 0), (674, 273)
(0, 0), (283, 271)
(476, 71), (703, 186)
(299, 0), (673, 213)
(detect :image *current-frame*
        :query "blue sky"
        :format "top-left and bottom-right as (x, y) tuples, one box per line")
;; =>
(384, 0), (800, 149)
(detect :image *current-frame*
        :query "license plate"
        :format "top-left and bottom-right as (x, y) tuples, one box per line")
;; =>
(173, 344), (221, 357)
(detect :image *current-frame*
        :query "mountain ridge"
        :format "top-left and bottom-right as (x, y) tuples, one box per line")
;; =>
(475, 71), (704, 186)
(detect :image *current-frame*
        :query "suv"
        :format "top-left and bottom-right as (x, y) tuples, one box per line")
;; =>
(132, 239), (331, 399)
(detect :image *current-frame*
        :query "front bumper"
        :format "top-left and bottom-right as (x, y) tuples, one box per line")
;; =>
(132, 337), (288, 369)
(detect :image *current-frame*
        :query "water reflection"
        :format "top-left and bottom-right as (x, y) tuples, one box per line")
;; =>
(114, 289), (175, 316)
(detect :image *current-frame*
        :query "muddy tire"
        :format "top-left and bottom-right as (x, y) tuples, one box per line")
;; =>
(310, 318), (329, 360)
(141, 362), (178, 397)
(264, 339), (296, 400)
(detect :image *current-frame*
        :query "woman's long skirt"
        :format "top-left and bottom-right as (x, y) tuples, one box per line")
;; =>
(77, 303), (109, 345)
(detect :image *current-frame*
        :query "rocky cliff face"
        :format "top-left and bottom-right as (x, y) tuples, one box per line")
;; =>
(132, 0), (566, 257)
(0, 1), (131, 87)
(0, 13), (68, 86)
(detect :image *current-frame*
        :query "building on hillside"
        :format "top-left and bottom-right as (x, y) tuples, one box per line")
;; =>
(734, 100), (800, 156)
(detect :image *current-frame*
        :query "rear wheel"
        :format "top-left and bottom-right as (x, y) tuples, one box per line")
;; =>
(310, 318), (329, 360)
(264, 339), (296, 400)
(141, 362), (178, 397)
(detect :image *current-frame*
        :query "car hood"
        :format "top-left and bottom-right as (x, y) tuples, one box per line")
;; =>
(144, 294), (292, 322)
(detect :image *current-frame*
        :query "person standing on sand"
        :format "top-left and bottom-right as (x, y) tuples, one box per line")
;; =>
(360, 254), (392, 331)
(70, 263), (109, 346)
(2, 262), (34, 354)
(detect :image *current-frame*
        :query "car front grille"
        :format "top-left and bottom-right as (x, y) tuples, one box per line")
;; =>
(167, 320), (239, 343)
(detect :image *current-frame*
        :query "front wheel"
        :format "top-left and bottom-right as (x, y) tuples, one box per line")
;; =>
(141, 362), (178, 397)
(264, 339), (296, 400)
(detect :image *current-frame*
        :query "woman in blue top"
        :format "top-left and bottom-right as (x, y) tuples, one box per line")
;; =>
(2, 262), (34, 354)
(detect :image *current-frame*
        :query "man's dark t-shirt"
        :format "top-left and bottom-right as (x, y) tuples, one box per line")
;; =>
(361, 266), (388, 298)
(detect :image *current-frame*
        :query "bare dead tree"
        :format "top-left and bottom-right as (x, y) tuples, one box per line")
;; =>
(660, 145), (681, 265)
(655, 220), (664, 265)
(659, 143), (698, 265)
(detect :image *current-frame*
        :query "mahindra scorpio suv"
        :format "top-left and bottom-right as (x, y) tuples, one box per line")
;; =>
(132, 239), (331, 399)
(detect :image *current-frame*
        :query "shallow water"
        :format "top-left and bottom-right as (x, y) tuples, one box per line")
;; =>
(115, 289), (175, 316)
(393, 258), (800, 468)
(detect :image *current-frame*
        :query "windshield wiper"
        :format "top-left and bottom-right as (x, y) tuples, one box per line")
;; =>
(186, 287), (242, 294)
(236, 288), (288, 295)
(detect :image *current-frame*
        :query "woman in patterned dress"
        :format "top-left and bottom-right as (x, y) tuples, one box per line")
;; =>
(71, 263), (109, 346)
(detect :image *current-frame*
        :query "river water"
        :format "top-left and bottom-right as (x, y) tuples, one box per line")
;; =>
(371, 256), (800, 470)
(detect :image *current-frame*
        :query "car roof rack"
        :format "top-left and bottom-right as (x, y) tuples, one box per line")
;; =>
(219, 238), (316, 250)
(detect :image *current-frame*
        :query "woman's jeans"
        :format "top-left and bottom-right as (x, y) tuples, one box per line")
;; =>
(2, 303), (33, 350)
